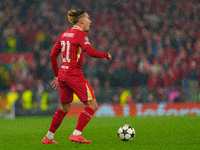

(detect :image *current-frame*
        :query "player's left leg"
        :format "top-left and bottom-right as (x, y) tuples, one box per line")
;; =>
(42, 81), (73, 144)
(42, 102), (72, 144)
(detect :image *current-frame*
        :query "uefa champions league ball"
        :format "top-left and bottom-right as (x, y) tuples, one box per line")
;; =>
(118, 124), (135, 141)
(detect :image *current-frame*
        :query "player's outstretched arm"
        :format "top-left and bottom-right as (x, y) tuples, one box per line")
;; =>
(51, 77), (59, 90)
(84, 45), (111, 59)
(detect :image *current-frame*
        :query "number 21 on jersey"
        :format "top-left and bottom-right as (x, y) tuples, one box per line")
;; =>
(61, 41), (70, 63)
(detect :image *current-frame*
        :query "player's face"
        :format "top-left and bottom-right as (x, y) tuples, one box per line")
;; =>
(82, 13), (91, 32)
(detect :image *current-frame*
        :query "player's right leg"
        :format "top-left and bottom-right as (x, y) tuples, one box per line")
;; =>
(69, 79), (98, 143)
(69, 99), (98, 143)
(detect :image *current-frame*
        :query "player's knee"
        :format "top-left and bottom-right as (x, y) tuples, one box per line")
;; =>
(60, 103), (72, 113)
(61, 107), (70, 113)
(84, 99), (98, 112)
(91, 103), (98, 112)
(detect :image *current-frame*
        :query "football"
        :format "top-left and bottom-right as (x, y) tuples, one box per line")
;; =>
(118, 124), (135, 141)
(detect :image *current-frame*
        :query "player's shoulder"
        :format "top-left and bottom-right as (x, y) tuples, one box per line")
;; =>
(73, 29), (88, 37)
(62, 28), (87, 36)
(59, 28), (89, 44)
(79, 31), (89, 41)
(73, 30), (89, 42)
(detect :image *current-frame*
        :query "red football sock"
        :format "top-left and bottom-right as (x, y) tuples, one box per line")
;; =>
(75, 107), (94, 132)
(49, 109), (66, 133)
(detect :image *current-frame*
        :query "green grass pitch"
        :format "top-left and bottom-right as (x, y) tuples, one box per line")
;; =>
(0, 116), (200, 150)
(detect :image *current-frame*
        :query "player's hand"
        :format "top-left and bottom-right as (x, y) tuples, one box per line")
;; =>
(51, 77), (59, 90)
(107, 53), (112, 61)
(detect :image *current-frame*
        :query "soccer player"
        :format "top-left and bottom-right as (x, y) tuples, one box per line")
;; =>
(42, 9), (112, 144)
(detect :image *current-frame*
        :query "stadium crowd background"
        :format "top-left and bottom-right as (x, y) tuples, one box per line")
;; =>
(0, 0), (200, 108)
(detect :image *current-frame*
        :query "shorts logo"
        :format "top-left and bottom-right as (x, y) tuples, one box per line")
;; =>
(84, 37), (90, 45)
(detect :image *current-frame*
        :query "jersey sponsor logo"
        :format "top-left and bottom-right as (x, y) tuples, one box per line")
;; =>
(63, 33), (74, 38)
(61, 66), (69, 69)
(84, 37), (90, 45)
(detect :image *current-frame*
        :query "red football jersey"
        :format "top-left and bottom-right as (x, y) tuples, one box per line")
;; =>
(50, 25), (108, 81)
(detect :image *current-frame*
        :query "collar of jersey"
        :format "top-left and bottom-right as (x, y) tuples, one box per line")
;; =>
(72, 25), (82, 31)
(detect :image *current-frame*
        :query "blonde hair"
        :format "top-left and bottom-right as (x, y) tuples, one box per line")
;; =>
(68, 9), (85, 24)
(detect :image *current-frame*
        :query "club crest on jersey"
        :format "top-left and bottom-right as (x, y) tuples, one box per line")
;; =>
(84, 37), (90, 45)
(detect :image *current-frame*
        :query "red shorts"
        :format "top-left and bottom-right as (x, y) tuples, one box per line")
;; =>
(59, 78), (96, 103)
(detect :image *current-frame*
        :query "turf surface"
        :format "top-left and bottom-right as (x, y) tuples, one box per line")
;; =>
(0, 116), (199, 150)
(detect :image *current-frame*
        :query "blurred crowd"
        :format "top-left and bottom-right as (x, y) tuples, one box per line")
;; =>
(1, 0), (200, 103)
